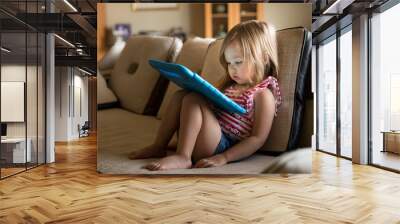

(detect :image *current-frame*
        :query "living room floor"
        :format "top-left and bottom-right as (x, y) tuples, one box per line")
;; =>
(0, 134), (399, 223)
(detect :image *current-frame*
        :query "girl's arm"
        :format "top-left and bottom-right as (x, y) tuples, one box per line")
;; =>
(194, 89), (276, 168)
(222, 88), (276, 162)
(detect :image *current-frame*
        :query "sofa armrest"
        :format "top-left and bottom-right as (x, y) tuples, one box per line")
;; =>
(98, 39), (127, 82)
(99, 68), (112, 80)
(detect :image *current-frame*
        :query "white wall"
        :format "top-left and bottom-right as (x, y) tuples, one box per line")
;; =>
(55, 67), (69, 141)
(77, 75), (89, 124)
(1, 65), (36, 138)
(1, 65), (26, 81)
(264, 3), (312, 31)
(1, 64), (46, 164)
(55, 67), (89, 141)
(1, 82), (24, 122)
(1, 66), (26, 136)
(72, 74), (89, 138)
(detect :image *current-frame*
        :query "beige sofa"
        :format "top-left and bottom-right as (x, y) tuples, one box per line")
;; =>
(97, 28), (312, 174)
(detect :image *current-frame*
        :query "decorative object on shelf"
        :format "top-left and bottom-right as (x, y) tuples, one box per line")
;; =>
(216, 24), (227, 38)
(167, 27), (187, 42)
(114, 24), (131, 41)
(204, 3), (264, 38)
(215, 4), (227, 13)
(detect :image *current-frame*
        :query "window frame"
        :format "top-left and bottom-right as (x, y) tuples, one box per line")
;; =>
(315, 22), (353, 161)
(368, 0), (400, 173)
(0, 1), (48, 180)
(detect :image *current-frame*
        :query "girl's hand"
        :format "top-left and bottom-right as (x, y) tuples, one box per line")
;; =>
(194, 154), (228, 168)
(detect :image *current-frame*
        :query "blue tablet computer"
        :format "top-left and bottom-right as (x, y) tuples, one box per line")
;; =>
(149, 59), (246, 114)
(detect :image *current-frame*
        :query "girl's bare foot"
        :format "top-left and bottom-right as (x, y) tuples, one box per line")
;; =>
(145, 154), (192, 171)
(128, 144), (166, 160)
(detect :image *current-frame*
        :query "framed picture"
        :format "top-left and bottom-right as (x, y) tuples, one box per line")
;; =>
(131, 3), (179, 11)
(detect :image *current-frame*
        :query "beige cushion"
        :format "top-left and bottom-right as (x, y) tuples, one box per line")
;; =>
(260, 28), (307, 152)
(97, 108), (161, 154)
(200, 39), (226, 85)
(97, 73), (117, 105)
(98, 40), (126, 73)
(157, 37), (214, 119)
(109, 35), (182, 114)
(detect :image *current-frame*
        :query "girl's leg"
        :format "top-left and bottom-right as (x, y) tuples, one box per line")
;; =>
(128, 90), (188, 159)
(146, 93), (222, 170)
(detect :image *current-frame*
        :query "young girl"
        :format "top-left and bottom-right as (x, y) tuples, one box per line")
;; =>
(129, 20), (282, 171)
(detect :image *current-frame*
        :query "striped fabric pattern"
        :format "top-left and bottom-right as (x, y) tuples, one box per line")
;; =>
(215, 76), (282, 141)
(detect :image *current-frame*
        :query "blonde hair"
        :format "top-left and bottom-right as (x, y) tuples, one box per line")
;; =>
(217, 20), (279, 90)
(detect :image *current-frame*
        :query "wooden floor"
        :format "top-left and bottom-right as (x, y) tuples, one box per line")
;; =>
(1, 134), (400, 223)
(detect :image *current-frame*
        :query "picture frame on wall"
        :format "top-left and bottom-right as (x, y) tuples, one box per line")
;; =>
(131, 3), (179, 11)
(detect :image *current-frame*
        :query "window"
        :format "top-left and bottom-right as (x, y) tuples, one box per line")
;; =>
(316, 24), (353, 159)
(0, 1), (47, 179)
(317, 36), (337, 154)
(339, 27), (352, 158)
(370, 2), (400, 171)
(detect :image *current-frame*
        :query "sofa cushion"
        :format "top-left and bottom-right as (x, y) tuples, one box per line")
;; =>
(97, 72), (118, 110)
(157, 37), (214, 119)
(98, 39), (126, 73)
(200, 39), (226, 86)
(98, 108), (161, 153)
(109, 35), (182, 114)
(260, 27), (311, 152)
(97, 107), (310, 174)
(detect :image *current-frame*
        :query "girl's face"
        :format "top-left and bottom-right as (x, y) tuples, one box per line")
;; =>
(224, 41), (255, 85)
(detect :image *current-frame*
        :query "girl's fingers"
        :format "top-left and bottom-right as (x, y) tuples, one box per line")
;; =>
(194, 160), (205, 168)
(195, 159), (209, 168)
(200, 159), (209, 167)
(206, 161), (215, 168)
(195, 158), (220, 168)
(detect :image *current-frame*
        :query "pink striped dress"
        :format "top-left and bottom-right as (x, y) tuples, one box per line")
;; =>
(214, 76), (282, 141)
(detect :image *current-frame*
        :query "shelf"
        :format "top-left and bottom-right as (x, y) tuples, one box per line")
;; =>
(205, 3), (264, 38)
(212, 13), (228, 18)
(240, 12), (257, 17)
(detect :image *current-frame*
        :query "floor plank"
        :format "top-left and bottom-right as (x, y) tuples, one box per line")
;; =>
(0, 134), (399, 223)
